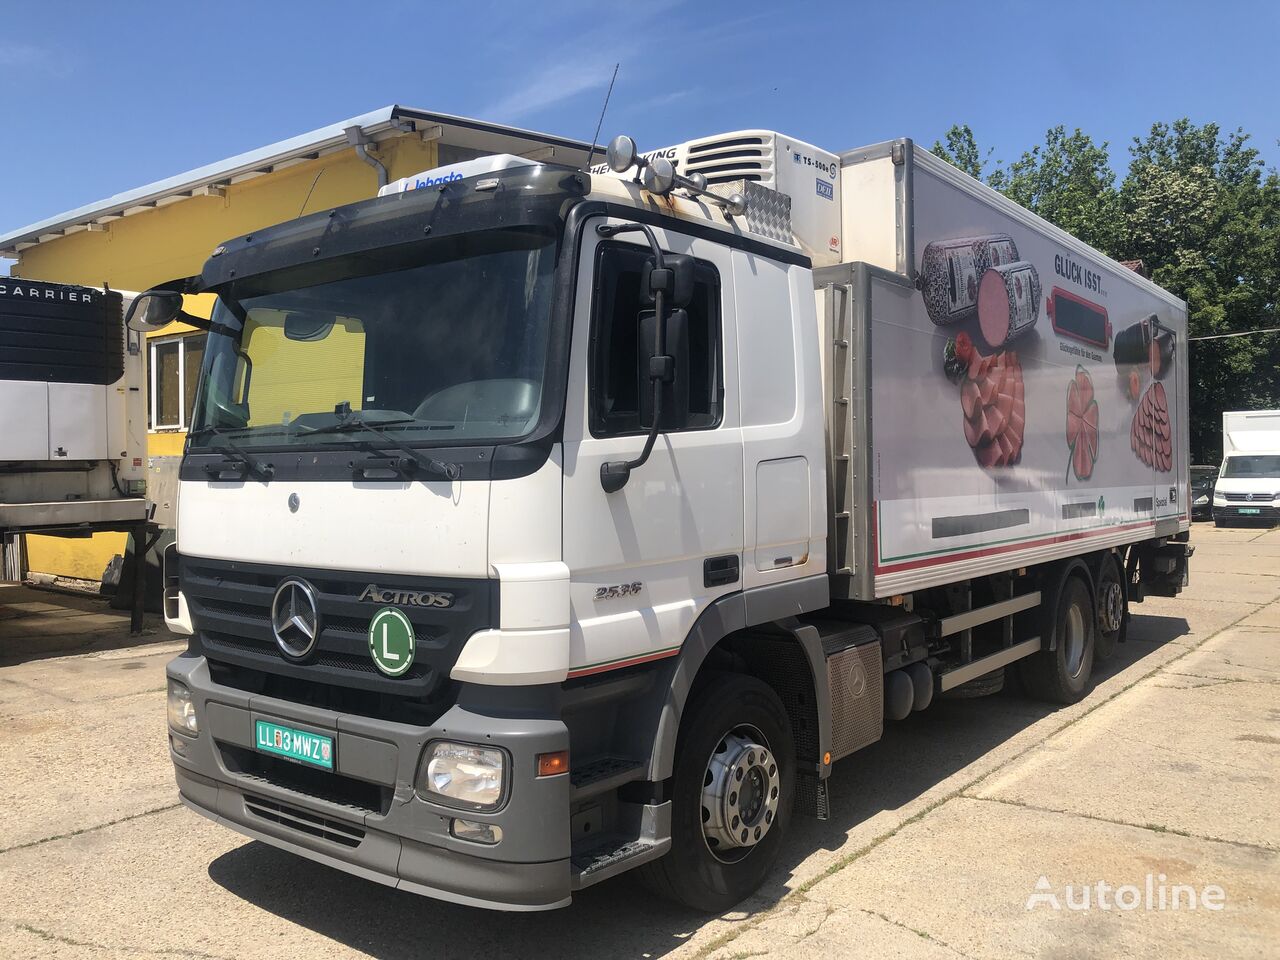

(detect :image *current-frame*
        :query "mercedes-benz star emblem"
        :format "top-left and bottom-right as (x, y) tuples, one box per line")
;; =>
(271, 578), (320, 659)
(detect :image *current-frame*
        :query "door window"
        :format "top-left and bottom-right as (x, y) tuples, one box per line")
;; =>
(589, 241), (722, 437)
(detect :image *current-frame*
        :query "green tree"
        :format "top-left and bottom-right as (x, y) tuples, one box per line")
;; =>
(991, 126), (1122, 256)
(930, 124), (988, 180)
(1118, 120), (1280, 460)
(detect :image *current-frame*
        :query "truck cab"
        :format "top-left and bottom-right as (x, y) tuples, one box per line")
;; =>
(146, 150), (825, 911)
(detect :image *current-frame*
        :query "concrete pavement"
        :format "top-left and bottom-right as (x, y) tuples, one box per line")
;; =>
(1, 526), (1276, 959)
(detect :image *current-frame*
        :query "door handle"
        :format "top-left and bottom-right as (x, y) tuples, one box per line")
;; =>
(704, 555), (740, 588)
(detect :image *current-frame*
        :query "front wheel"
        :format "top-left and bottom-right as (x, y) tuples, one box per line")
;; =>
(639, 673), (795, 912)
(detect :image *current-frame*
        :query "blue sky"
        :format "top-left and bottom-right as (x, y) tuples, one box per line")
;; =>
(1, 0), (1275, 273)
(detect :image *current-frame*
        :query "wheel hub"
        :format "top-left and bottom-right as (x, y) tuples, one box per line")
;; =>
(1099, 580), (1124, 634)
(701, 729), (780, 861)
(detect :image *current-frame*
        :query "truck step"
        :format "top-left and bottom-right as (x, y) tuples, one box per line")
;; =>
(570, 756), (645, 800)
(570, 833), (668, 889)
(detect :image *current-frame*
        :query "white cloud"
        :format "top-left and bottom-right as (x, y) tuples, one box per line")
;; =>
(0, 41), (69, 76)
(484, 59), (618, 124)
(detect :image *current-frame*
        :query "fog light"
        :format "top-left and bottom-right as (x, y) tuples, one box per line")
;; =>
(170, 733), (188, 757)
(167, 678), (197, 735)
(418, 741), (506, 811)
(451, 818), (503, 845)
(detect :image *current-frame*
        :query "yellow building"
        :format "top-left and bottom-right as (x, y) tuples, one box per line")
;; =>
(0, 106), (590, 580)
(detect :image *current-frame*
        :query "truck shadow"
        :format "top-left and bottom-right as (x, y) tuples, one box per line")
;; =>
(206, 609), (1189, 960)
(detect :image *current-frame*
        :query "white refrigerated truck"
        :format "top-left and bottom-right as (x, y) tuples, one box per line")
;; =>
(1214, 409), (1280, 525)
(139, 127), (1192, 912)
(0, 280), (152, 619)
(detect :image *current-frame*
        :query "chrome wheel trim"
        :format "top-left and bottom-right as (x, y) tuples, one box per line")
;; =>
(1064, 601), (1087, 679)
(1099, 578), (1124, 634)
(700, 725), (780, 864)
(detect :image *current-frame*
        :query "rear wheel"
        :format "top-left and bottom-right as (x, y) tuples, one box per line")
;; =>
(1021, 574), (1096, 704)
(639, 673), (795, 912)
(1095, 554), (1126, 661)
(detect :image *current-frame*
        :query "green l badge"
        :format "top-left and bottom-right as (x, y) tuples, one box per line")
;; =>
(368, 607), (415, 676)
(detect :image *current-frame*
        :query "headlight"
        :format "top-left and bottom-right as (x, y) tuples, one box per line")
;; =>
(1194, 495), (1209, 505)
(167, 678), (198, 735)
(419, 741), (506, 810)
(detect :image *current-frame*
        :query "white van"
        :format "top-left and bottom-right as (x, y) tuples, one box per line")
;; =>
(1214, 410), (1280, 525)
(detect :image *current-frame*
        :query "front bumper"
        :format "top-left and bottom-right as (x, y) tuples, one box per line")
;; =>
(167, 654), (572, 911)
(1214, 504), (1280, 521)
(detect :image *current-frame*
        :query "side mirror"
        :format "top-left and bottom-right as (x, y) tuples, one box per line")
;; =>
(641, 254), (696, 308)
(125, 290), (184, 332)
(640, 308), (690, 431)
(283, 311), (335, 342)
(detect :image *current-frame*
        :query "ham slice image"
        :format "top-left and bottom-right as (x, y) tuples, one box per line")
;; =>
(1066, 366), (1099, 481)
(960, 350), (1024, 468)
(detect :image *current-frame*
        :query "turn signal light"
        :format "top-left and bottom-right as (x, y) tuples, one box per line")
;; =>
(537, 751), (569, 777)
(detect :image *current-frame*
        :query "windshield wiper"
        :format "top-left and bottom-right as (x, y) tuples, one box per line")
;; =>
(304, 404), (461, 480)
(189, 425), (275, 480)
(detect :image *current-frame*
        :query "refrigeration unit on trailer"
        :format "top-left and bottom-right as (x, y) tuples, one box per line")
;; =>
(142, 124), (1191, 913)
(1214, 409), (1280, 525)
(0, 280), (151, 601)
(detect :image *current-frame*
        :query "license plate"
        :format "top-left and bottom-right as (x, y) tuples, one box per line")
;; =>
(255, 719), (334, 770)
(1239, 508), (1261, 515)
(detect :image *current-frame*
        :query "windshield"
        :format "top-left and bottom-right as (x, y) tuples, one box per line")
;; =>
(189, 227), (558, 450)
(1221, 455), (1280, 478)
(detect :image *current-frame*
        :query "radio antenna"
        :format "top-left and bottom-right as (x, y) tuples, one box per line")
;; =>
(298, 168), (326, 218)
(584, 63), (620, 171)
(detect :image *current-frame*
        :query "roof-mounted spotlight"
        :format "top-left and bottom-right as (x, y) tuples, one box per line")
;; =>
(606, 135), (638, 174)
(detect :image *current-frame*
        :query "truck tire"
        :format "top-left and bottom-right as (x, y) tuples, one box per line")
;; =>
(1020, 574), (1096, 704)
(639, 672), (795, 912)
(1095, 553), (1126, 661)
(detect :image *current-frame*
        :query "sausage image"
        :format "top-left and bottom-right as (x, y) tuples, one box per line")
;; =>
(1047, 286), (1111, 348)
(919, 234), (1020, 325)
(1131, 380), (1173, 472)
(1150, 320), (1175, 381)
(959, 348), (1024, 468)
(1114, 315), (1154, 369)
(977, 261), (1041, 349)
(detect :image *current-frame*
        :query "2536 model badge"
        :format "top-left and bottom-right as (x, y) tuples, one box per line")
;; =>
(594, 582), (643, 600)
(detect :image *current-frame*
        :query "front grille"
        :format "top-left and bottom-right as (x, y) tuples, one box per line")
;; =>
(1223, 492), (1276, 502)
(181, 556), (497, 700)
(244, 794), (366, 848)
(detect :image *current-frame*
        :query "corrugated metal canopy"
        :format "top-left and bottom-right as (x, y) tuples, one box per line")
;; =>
(0, 105), (594, 256)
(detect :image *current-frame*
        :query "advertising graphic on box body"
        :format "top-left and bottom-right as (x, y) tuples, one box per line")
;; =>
(870, 166), (1186, 581)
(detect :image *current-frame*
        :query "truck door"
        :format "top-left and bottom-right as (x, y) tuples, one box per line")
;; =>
(561, 219), (743, 678)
